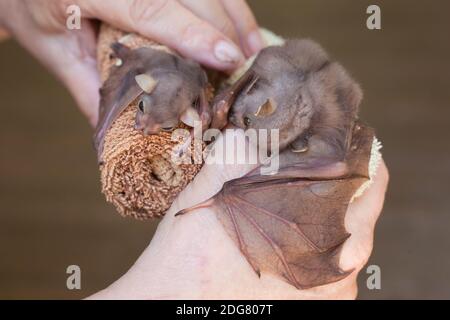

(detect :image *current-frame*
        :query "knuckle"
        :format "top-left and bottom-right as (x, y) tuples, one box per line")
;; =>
(179, 21), (209, 48)
(218, 19), (237, 39)
(128, 0), (171, 23)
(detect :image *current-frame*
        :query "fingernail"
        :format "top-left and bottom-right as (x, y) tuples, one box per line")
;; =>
(247, 30), (265, 55)
(214, 40), (244, 64)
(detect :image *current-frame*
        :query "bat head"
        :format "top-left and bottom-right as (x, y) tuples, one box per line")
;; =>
(134, 72), (196, 134)
(108, 43), (205, 135)
(229, 39), (362, 152)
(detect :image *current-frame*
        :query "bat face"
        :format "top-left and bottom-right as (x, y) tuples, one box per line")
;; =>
(134, 73), (195, 134)
(129, 51), (207, 135)
(229, 71), (312, 151)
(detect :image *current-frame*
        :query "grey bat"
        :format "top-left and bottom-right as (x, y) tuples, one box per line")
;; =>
(211, 39), (362, 158)
(178, 39), (374, 289)
(94, 42), (211, 163)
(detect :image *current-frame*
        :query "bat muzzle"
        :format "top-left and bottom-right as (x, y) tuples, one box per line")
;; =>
(135, 114), (162, 135)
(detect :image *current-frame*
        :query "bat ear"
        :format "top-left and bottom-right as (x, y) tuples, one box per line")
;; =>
(135, 74), (158, 94)
(255, 98), (277, 117)
(180, 106), (201, 127)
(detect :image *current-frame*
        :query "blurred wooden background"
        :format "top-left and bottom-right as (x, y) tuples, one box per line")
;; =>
(0, 0), (449, 299)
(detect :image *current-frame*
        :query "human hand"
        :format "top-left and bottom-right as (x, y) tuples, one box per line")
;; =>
(0, 0), (263, 126)
(90, 129), (389, 299)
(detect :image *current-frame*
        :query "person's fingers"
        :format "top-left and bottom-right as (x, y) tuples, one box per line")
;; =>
(219, 0), (264, 56)
(48, 18), (101, 127)
(61, 56), (100, 127)
(80, 0), (245, 70)
(178, 0), (240, 45)
(341, 160), (389, 271)
(7, 3), (101, 127)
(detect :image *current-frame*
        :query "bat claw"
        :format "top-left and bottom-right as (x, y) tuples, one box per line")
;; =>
(175, 198), (215, 217)
(174, 209), (187, 217)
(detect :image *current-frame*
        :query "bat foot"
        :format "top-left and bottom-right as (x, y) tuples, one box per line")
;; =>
(175, 198), (215, 217)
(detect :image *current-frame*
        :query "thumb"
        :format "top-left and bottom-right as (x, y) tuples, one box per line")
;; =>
(80, 0), (245, 70)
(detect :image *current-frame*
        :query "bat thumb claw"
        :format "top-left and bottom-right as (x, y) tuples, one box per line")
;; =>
(174, 210), (187, 217)
(174, 198), (215, 217)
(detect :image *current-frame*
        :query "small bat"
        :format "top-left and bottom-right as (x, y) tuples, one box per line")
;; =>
(211, 39), (362, 155)
(94, 43), (211, 162)
(178, 39), (374, 289)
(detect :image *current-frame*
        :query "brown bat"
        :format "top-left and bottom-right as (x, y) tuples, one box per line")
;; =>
(94, 43), (211, 163)
(177, 39), (375, 289)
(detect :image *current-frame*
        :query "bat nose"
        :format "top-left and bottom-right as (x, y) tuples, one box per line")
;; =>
(135, 114), (149, 131)
(134, 122), (145, 131)
(135, 114), (162, 135)
(143, 123), (161, 135)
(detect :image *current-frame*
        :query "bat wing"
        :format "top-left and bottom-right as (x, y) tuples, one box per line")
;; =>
(94, 64), (143, 163)
(194, 123), (374, 289)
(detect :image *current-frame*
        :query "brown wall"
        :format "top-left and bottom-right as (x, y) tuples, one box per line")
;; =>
(0, 0), (449, 299)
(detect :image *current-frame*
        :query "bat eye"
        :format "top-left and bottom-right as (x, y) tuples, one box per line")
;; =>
(161, 127), (174, 132)
(243, 116), (251, 127)
(138, 96), (154, 113)
(138, 100), (145, 112)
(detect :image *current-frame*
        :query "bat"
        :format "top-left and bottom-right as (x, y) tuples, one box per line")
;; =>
(211, 39), (363, 154)
(94, 42), (211, 163)
(177, 39), (375, 289)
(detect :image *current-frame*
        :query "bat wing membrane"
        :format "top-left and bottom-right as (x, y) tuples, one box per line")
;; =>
(210, 123), (374, 289)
